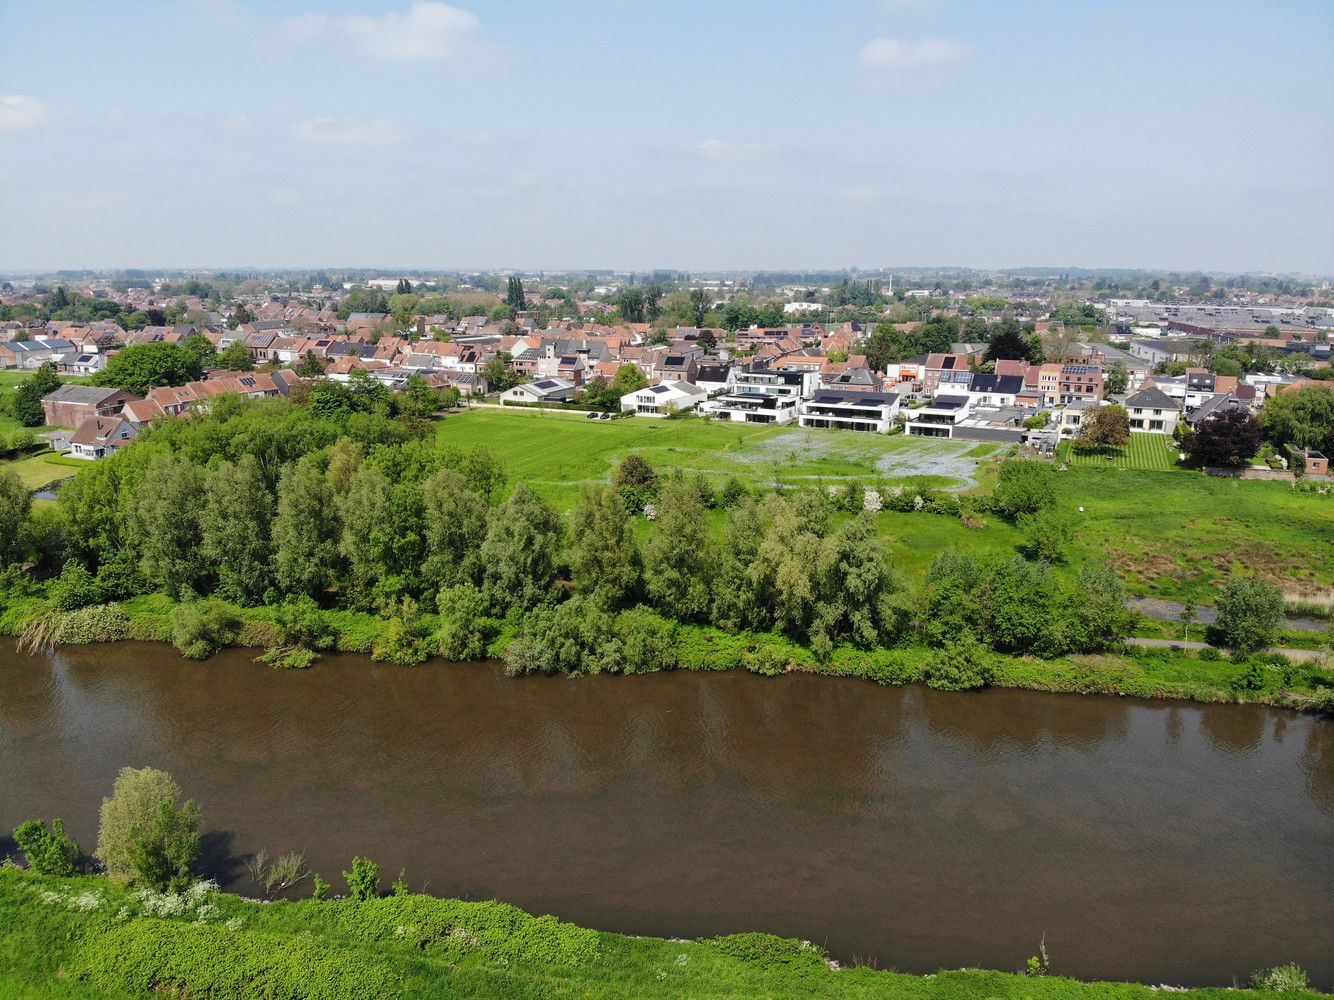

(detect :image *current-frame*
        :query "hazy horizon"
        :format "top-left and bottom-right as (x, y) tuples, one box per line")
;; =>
(3, 0), (1332, 274)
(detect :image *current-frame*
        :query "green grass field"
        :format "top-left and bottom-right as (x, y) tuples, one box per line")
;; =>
(1059, 432), (1179, 470)
(435, 409), (1334, 606)
(437, 408), (986, 509)
(1, 453), (81, 490)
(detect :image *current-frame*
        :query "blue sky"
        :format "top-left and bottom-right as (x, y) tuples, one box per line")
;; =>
(2, 0), (1331, 273)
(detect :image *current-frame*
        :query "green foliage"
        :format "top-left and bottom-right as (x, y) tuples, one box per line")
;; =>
(370, 597), (433, 665)
(127, 798), (201, 893)
(49, 562), (104, 610)
(568, 485), (641, 608)
(72, 919), (402, 1000)
(1251, 964), (1310, 992)
(1263, 384), (1334, 455)
(1213, 577), (1285, 653)
(611, 452), (659, 514)
(343, 857), (380, 902)
(0, 467), (33, 567)
(12, 819), (82, 877)
(312, 873), (329, 901)
(272, 455), (339, 599)
(708, 933), (828, 973)
(97, 342), (204, 395)
(1018, 507), (1076, 563)
(1074, 405), (1131, 453)
(435, 584), (497, 661)
(20, 604), (130, 652)
(9, 364), (62, 426)
(215, 340), (253, 371)
(992, 459), (1056, 520)
(169, 599), (243, 660)
(96, 768), (186, 884)
(1184, 410), (1263, 467)
(480, 485), (562, 614)
(924, 635), (995, 691)
(644, 475), (713, 621)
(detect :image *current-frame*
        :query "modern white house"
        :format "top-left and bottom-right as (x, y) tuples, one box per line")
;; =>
(965, 373), (1023, 408)
(621, 380), (708, 415)
(904, 395), (972, 438)
(701, 367), (816, 425)
(499, 377), (577, 405)
(798, 390), (900, 433)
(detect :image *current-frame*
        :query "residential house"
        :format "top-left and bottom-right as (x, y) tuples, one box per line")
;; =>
(621, 381), (708, 415)
(68, 415), (137, 459)
(1124, 386), (1180, 435)
(905, 395), (972, 438)
(40, 385), (140, 427)
(798, 390), (900, 433)
(966, 373), (1023, 408)
(922, 353), (972, 395)
(500, 377), (577, 405)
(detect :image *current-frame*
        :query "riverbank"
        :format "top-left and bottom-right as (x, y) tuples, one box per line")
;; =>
(0, 870), (1326, 999)
(3, 592), (1331, 713)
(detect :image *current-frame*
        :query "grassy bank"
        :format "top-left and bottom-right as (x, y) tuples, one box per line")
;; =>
(0, 870), (1326, 1000)
(3, 593), (1330, 713)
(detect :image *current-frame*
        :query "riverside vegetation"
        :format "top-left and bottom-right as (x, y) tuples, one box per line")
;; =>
(0, 387), (1331, 712)
(4, 768), (1326, 1000)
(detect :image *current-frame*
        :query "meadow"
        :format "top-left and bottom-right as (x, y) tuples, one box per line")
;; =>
(436, 409), (1334, 605)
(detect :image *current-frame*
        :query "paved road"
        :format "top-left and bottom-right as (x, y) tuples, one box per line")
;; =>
(1127, 637), (1328, 664)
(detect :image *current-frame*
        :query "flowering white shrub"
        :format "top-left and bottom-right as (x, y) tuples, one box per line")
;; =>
(863, 490), (882, 513)
(643, 503), (657, 521)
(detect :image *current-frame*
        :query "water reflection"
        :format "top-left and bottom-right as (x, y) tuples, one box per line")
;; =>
(0, 639), (1330, 989)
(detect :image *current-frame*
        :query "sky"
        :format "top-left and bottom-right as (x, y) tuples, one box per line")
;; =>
(1, 0), (1332, 274)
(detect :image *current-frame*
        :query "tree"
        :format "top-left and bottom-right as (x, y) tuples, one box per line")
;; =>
(1018, 507), (1076, 563)
(924, 635), (994, 691)
(1212, 577), (1284, 653)
(12, 818), (81, 876)
(481, 352), (522, 393)
(480, 485), (563, 613)
(505, 276), (527, 312)
(644, 475), (715, 622)
(98, 342), (204, 395)
(397, 373), (440, 418)
(129, 797), (202, 893)
(131, 454), (209, 598)
(1263, 384), (1334, 456)
(0, 468), (30, 567)
(199, 456), (272, 605)
(568, 485), (641, 608)
(1183, 409), (1262, 467)
(688, 288), (711, 327)
(338, 463), (394, 610)
(983, 323), (1033, 363)
(96, 767), (188, 883)
(697, 328), (717, 353)
(272, 456), (340, 599)
(1103, 361), (1129, 396)
(992, 460), (1056, 520)
(1074, 405), (1130, 452)
(216, 340), (254, 371)
(9, 363), (61, 426)
(396, 278), (413, 295)
(611, 453), (658, 514)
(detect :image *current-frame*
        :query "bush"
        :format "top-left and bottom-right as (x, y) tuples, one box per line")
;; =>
(96, 767), (187, 884)
(49, 561), (105, 611)
(170, 599), (242, 660)
(436, 584), (497, 661)
(12, 818), (82, 876)
(128, 798), (202, 893)
(370, 597), (433, 665)
(1198, 646), (1222, 661)
(343, 856), (380, 902)
(924, 636), (994, 691)
(72, 919), (402, 1000)
(1251, 963), (1310, 992)
(1212, 577), (1284, 653)
(259, 596), (336, 669)
(1017, 507), (1076, 563)
(708, 933), (828, 974)
(329, 894), (601, 967)
(992, 459), (1056, 520)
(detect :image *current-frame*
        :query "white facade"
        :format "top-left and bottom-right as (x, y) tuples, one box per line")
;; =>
(904, 395), (972, 438)
(621, 380), (708, 415)
(798, 391), (900, 433)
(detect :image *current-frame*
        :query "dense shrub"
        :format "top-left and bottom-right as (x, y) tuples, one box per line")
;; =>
(72, 919), (402, 1000)
(1212, 577), (1285, 653)
(330, 894), (600, 967)
(49, 562), (105, 611)
(20, 604), (130, 652)
(1251, 963), (1310, 992)
(708, 933), (828, 974)
(436, 584), (497, 661)
(12, 819), (82, 876)
(992, 459), (1056, 520)
(343, 857), (379, 902)
(370, 597), (433, 665)
(96, 767), (190, 885)
(170, 599), (243, 660)
(924, 636), (994, 691)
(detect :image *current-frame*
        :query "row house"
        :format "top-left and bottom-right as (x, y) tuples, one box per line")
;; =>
(922, 353), (972, 395)
(1038, 363), (1104, 406)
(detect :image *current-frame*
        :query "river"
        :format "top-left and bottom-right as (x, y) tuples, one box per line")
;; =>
(1, 640), (1331, 988)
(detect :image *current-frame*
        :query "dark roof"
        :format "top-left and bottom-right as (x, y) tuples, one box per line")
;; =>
(811, 390), (899, 406)
(968, 374), (1024, 395)
(42, 384), (129, 405)
(1126, 387), (1177, 409)
(929, 395), (968, 409)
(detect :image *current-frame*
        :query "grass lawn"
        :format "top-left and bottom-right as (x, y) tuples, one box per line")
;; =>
(1, 452), (82, 490)
(437, 408), (987, 510)
(1059, 431), (1179, 470)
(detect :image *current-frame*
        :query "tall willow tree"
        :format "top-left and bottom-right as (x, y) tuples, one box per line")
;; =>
(272, 455), (339, 600)
(200, 454), (274, 605)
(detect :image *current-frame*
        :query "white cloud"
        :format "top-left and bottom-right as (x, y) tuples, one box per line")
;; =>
(294, 117), (410, 146)
(281, 2), (481, 64)
(0, 95), (53, 134)
(695, 138), (779, 164)
(858, 37), (968, 72)
(843, 185), (878, 203)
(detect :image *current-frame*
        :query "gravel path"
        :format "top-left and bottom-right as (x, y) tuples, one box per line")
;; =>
(1127, 637), (1328, 664)
(1130, 597), (1325, 633)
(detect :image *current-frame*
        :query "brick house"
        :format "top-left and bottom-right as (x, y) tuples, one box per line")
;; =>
(40, 385), (141, 427)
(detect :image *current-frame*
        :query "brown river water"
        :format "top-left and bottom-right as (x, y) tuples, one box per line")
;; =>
(1, 640), (1331, 988)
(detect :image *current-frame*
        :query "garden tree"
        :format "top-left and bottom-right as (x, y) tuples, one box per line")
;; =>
(1018, 507), (1077, 563)
(9, 363), (61, 426)
(697, 328), (717, 353)
(567, 485), (641, 608)
(611, 453), (658, 514)
(97, 342), (204, 395)
(1183, 409), (1262, 467)
(131, 453), (209, 598)
(396, 373), (442, 418)
(615, 287), (645, 322)
(643, 284), (664, 322)
(295, 351), (327, 377)
(421, 468), (489, 592)
(481, 352), (522, 393)
(1075, 405), (1131, 452)
(480, 484), (563, 613)
(0, 468), (30, 567)
(96, 767), (191, 883)
(181, 333), (217, 368)
(579, 363), (647, 412)
(396, 278), (412, 294)
(216, 340), (254, 371)
(388, 292), (419, 328)
(722, 298), (761, 332)
(983, 321), (1033, 363)
(12, 818), (81, 876)
(505, 276), (527, 312)
(272, 455), (340, 599)
(337, 463), (396, 610)
(1263, 383), (1334, 456)
(1209, 356), (1243, 378)
(1212, 577), (1284, 653)
(991, 459), (1056, 520)
(199, 455), (273, 605)
(644, 475), (715, 622)
(227, 303), (254, 328)
(1103, 361), (1129, 395)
